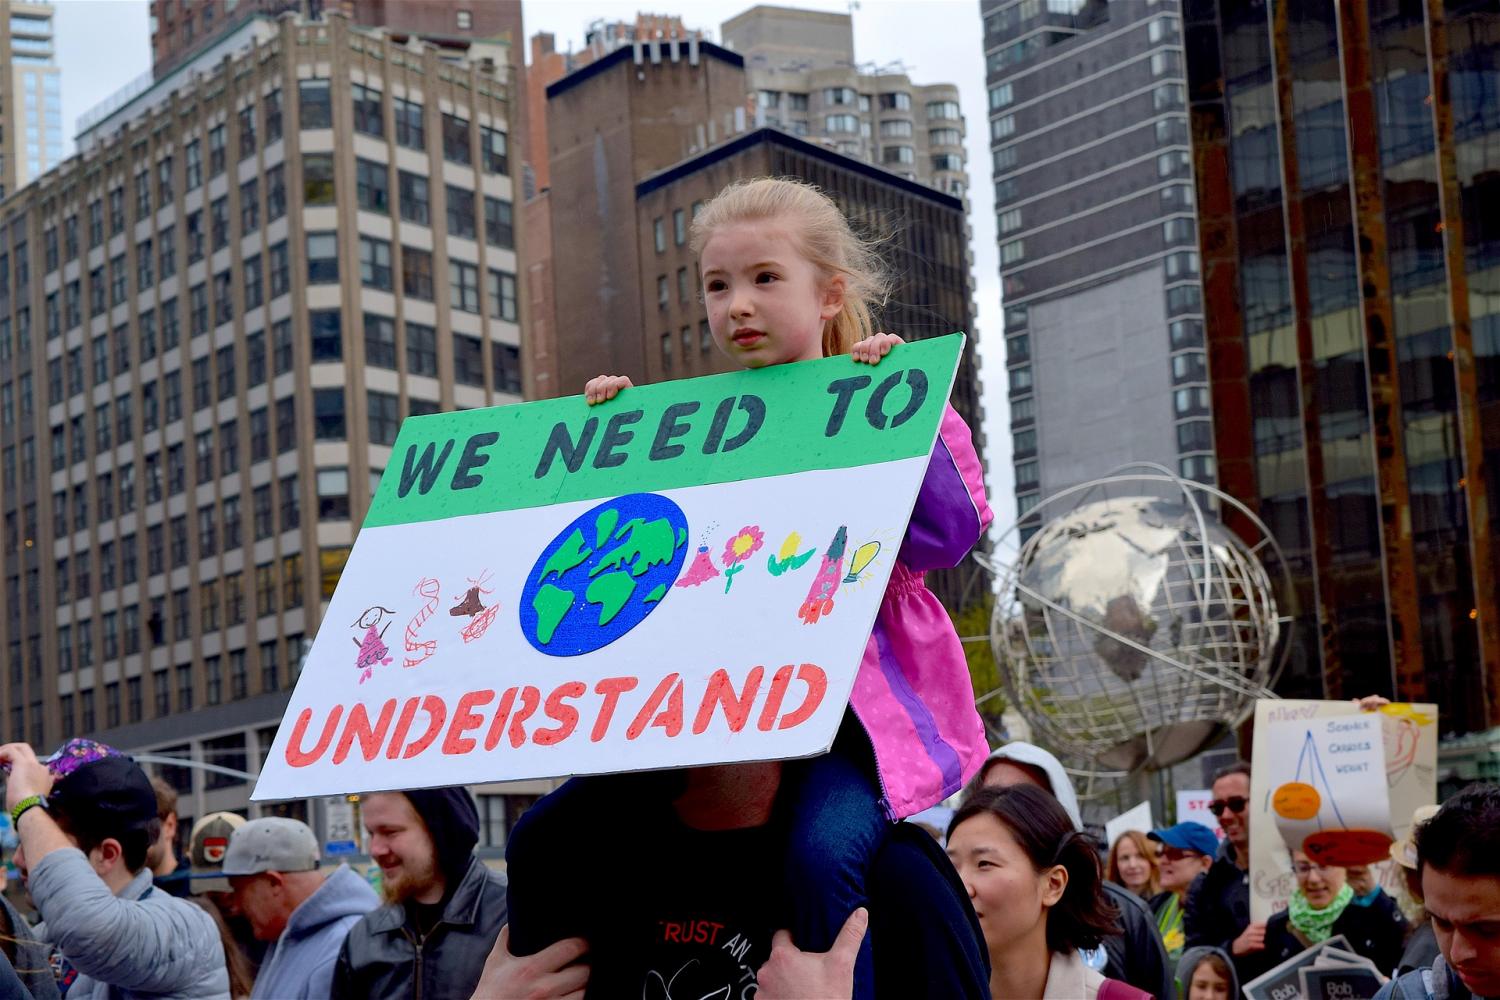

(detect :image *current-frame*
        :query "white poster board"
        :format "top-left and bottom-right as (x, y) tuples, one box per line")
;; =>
(1248, 700), (1438, 922)
(252, 338), (967, 800)
(1176, 788), (1224, 841)
(1105, 800), (1154, 849)
(1263, 713), (1391, 866)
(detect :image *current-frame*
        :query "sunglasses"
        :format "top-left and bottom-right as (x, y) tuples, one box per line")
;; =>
(1161, 847), (1206, 862)
(1209, 796), (1247, 816)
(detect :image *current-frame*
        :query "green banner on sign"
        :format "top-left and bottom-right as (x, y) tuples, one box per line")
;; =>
(365, 333), (966, 528)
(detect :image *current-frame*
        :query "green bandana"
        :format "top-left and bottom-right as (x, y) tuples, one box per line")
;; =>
(1288, 883), (1354, 943)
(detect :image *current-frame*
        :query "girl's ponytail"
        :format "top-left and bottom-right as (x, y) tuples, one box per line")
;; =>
(690, 177), (891, 356)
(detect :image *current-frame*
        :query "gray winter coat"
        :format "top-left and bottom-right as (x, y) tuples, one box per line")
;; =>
(252, 865), (379, 1000)
(330, 857), (507, 1000)
(1376, 953), (1487, 999)
(28, 848), (229, 1000)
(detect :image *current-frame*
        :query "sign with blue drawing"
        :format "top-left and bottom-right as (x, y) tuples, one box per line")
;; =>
(1264, 713), (1391, 866)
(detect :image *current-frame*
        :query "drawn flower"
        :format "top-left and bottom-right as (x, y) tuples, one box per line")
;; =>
(721, 526), (765, 593)
(722, 526), (765, 566)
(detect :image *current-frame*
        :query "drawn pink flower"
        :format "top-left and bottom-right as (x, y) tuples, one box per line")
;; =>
(722, 526), (765, 567)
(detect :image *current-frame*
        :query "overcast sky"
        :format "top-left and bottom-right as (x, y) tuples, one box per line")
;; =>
(54, 0), (1014, 537)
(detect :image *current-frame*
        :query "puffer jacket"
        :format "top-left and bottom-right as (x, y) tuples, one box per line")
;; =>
(251, 864), (379, 1000)
(330, 857), (506, 1000)
(852, 404), (992, 820)
(29, 848), (228, 1000)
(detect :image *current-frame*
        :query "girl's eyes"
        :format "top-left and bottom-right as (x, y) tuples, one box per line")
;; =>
(755, 271), (778, 284)
(705, 279), (727, 292)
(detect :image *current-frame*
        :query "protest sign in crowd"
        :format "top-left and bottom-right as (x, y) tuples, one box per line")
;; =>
(0, 178), (1492, 1000)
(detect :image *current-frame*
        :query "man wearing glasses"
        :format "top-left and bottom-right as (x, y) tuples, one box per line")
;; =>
(1185, 761), (1266, 978)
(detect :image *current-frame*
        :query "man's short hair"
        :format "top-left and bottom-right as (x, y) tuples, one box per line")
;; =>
(1212, 760), (1251, 783)
(49, 756), (162, 873)
(1417, 784), (1500, 879)
(150, 775), (179, 822)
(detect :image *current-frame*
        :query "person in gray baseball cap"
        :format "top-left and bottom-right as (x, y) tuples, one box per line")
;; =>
(223, 817), (379, 1000)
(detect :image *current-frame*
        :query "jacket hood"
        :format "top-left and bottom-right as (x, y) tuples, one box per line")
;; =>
(402, 786), (481, 895)
(983, 742), (1082, 830)
(284, 864), (380, 940)
(1177, 946), (1239, 999)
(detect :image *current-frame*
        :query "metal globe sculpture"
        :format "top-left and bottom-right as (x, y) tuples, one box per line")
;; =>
(984, 464), (1291, 774)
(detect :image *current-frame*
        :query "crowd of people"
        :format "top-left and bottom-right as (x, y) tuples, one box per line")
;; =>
(0, 733), (1492, 999)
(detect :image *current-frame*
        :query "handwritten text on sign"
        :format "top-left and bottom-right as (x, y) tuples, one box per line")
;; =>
(252, 335), (966, 800)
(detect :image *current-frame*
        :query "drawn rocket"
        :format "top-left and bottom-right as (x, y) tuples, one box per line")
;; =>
(797, 526), (847, 625)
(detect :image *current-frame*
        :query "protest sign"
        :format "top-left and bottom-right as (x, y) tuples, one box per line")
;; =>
(1249, 699), (1437, 922)
(1105, 801), (1153, 849)
(1176, 789), (1223, 840)
(1265, 713), (1391, 866)
(252, 335), (965, 800)
(1298, 964), (1386, 1000)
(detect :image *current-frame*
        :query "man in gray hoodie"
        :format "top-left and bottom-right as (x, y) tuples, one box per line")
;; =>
(223, 817), (379, 1000)
(0, 739), (229, 1000)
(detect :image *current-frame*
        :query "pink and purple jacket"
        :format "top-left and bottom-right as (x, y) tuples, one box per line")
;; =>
(849, 403), (993, 820)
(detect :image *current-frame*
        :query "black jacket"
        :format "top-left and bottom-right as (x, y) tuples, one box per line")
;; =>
(330, 857), (507, 1000)
(1102, 880), (1175, 1000)
(1242, 894), (1409, 984)
(1184, 850), (1252, 978)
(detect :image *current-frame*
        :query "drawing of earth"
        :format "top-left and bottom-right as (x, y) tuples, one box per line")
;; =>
(519, 493), (690, 656)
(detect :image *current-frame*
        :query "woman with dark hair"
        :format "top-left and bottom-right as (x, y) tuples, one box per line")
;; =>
(947, 785), (1153, 1000)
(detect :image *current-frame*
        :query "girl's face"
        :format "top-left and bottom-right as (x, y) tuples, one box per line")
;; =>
(1187, 961), (1231, 1000)
(699, 221), (844, 369)
(1113, 836), (1152, 892)
(1293, 850), (1347, 907)
(947, 813), (1065, 956)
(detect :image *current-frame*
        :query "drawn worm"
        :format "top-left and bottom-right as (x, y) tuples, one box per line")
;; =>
(404, 577), (442, 667)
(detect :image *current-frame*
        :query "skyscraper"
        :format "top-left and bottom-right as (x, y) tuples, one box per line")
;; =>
(981, 1), (1211, 523)
(0, 1), (62, 197)
(0, 10), (527, 826)
(1183, 0), (1499, 734)
(721, 4), (970, 198)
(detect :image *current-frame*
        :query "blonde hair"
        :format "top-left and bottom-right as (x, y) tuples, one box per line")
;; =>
(1107, 829), (1162, 898)
(689, 177), (890, 356)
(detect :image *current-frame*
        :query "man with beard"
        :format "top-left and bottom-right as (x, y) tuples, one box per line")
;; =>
(330, 787), (506, 999)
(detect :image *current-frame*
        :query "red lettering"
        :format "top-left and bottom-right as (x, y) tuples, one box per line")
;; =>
(757, 665), (796, 732)
(777, 664), (827, 730)
(285, 705), (343, 767)
(590, 676), (639, 742)
(402, 695), (448, 759)
(333, 700), (397, 764)
(483, 688), (519, 751)
(627, 673), (682, 740)
(442, 690), (495, 755)
(385, 697), (423, 760)
(508, 686), (541, 748)
(692, 666), (764, 735)
(534, 682), (586, 746)
(663, 922), (681, 943)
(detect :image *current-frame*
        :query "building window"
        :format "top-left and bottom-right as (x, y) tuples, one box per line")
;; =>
(481, 127), (508, 174)
(932, 153), (964, 173)
(825, 114), (858, 133)
(454, 334), (484, 387)
(402, 246), (434, 301)
(492, 343), (522, 395)
(999, 209), (1022, 234)
(244, 254), (264, 309)
(446, 185), (476, 239)
(879, 120), (913, 138)
(352, 83), (383, 137)
(395, 97), (424, 150)
(359, 236), (393, 291)
(991, 115), (1015, 141)
(208, 123), (226, 176)
(442, 113), (471, 164)
(313, 388), (346, 440)
(488, 270), (518, 322)
(275, 397), (297, 454)
(299, 78), (332, 129)
(307, 232), (338, 284)
(269, 241), (290, 298)
(881, 146), (915, 165)
(310, 310), (342, 362)
(926, 100), (960, 120)
(1000, 239), (1026, 265)
(241, 178), (260, 233)
(989, 82), (1013, 109)
(267, 163), (286, 219)
(303, 153), (335, 205)
(449, 261), (480, 314)
(239, 103), (257, 159)
(316, 467), (350, 520)
(184, 139), (202, 190)
(368, 391), (400, 446)
(654, 218), (666, 254)
(364, 313), (397, 369)
(484, 196), (514, 248)
(399, 171), (429, 224)
(265, 88), (283, 142)
(356, 158), (389, 214)
(661, 332), (673, 372)
(407, 323), (437, 376)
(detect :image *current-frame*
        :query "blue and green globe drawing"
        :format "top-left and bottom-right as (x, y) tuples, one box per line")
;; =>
(520, 493), (690, 656)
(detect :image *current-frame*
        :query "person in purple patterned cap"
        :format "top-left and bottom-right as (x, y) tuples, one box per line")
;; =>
(0, 738), (230, 1000)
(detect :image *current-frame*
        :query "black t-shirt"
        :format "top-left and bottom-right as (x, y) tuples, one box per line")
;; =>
(584, 814), (784, 1000)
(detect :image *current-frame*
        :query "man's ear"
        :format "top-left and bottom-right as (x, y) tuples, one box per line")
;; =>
(820, 273), (847, 322)
(92, 837), (125, 875)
